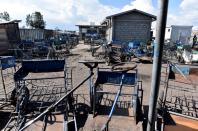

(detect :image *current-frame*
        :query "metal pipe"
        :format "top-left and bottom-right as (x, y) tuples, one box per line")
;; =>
(73, 111), (78, 131)
(63, 108), (69, 131)
(89, 68), (93, 109)
(64, 58), (67, 91)
(147, 0), (169, 131)
(19, 73), (93, 131)
(0, 60), (7, 101)
(41, 115), (47, 131)
(23, 76), (65, 81)
(101, 74), (125, 131)
(108, 75), (124, 118)
(162, 63), (170, 109)
(3, 117), (14, 131)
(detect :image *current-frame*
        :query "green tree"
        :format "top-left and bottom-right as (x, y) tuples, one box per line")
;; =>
(26, 14), (32, 27)
(26, 11), (46, 29)
(0, 11), (10, 21)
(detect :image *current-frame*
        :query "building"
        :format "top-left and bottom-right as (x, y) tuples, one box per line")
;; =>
(102, 9), (156, 43)
(192, 30), (198, 36)
(76, 24), (106, 40)
(19, 29), (45, 41)
(164, 26), (172, 40)
(0, 20), (21, 55)
(163, 25), (193, 44)
(19, 28), (54, 41)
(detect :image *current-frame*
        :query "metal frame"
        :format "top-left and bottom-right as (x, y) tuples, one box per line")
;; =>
(0, 56), (16, 106)
(155, 62), (198, 131)
(19, 72), (93, 131)
(3, 59), (73, 131)
(92, 68), (143, 130)
(17, 60), (102, 131)
(161, 63), (198, 118)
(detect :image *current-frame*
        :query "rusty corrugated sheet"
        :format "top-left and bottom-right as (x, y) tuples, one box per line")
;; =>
(19, 29), (44, 41)
(0, 22), (20, 55)
(0, 28), (9, 55)
(19, 29), (55, 41)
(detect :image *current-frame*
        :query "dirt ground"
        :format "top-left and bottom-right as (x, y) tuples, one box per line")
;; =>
(68, 43), (153, 104)
(0, 43), (156, 131)
(1, 43), (198, 130)
(60, 43), (198, 130)
(66, 43), (153, 130)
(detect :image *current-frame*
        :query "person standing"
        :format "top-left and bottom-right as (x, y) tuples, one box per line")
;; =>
(47, 43), (56, 59)
(192, 35), (197, 48)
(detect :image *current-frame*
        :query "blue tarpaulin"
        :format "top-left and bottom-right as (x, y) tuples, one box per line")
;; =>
(0, 56), (16, 70)
(128, 40), (141, 49)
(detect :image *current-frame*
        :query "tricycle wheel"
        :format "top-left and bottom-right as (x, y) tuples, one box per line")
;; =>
(120, 55), (125, 62)
(105, 57), (110, 66)
(125, 56), (131, 62)
(178, 56), (184, 63)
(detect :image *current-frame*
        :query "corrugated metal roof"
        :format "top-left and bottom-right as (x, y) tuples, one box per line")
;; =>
(76, 24), (106, 27)
(106, 9), (156, 20)
(0, 20), (21, 24)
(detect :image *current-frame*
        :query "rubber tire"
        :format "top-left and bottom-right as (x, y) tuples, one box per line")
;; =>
(178, 56), (184, 63)
(125, 56), (131, 62)
(105, 57), (110, 66)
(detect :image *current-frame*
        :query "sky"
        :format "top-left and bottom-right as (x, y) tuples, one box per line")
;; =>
(0, 0), (197, 30)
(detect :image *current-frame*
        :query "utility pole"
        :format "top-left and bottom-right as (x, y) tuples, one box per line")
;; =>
(147, 0), (169, 131)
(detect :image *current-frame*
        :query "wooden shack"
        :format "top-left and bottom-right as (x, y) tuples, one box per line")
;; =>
(0, 20), (21, 55)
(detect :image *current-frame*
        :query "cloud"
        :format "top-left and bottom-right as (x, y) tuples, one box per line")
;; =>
(0, 0), (119, 30)
(1, 0), (197, 30)
(122, 0), (155, 13)
(0, 0), (156, 30)
(180, 0), (198, 11)
(167, 0), (198, 30)
(121, 0), (156, 28)
(121, 0), (198, 30)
